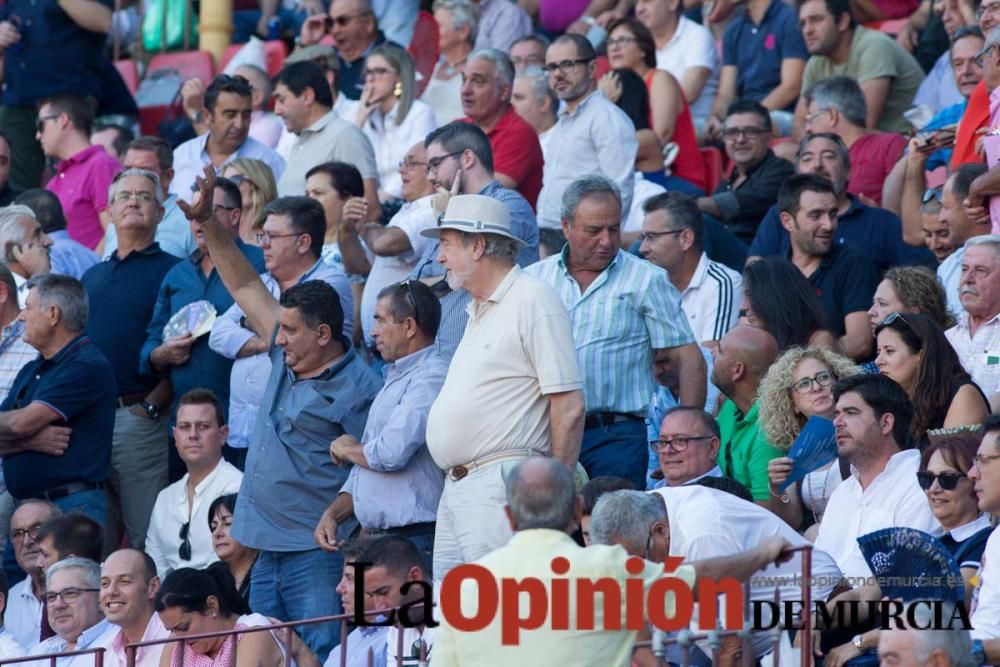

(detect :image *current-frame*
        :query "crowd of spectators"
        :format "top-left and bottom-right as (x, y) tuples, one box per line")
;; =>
(5, 0), (1000, 664)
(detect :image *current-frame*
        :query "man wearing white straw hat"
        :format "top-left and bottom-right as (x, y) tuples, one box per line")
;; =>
(423, 193), (585, 580)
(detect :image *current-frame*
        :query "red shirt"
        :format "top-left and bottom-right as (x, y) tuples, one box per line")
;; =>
(847, 132), (907, 205)
(45, 145), (122, 249)
(952, 81), (990, 169)
(462, 107), (544, 209)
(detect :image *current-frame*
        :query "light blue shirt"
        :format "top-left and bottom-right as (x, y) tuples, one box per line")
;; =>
(324, 625), (389, 667)
(169, 133), (286, 199)
(101, 195), (196, 260)
(48, 230), (98, 279)
(28, 619), (115, 667)
(525, 248), (696, 414)
(342, 345), (447, 529)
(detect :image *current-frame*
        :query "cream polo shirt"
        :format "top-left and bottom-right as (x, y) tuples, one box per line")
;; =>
(425, 266), (582, 469)
(276, 109), (378, 197)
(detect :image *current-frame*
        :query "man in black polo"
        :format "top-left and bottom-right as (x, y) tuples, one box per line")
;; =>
(778, 173), (880, 361)
(81, 168), (181, 551)
(0, 274), (116, 524)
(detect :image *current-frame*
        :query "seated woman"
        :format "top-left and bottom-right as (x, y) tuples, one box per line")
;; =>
(759, 347), (859, 533)
(868, 265), (954, 335)
(156, 564), (284, 667)
(600, 68), (665, 178)
(303, 161), (365, 275)
(355, 45), (437, 206)
(420, 0), (478, 124)
(221, 158), (278, 246)
(741, 257), (840, 352)
(209, 494), (259, 603)
(603, 17), (707, 194)
(875, 312), (989, 445)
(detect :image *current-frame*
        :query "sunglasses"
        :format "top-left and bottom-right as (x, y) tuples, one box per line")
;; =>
(324, 11), (371, 29)
(922, 187), (943, 203)
(179, 521), (192, 561)
(880, 311), (912, 329)
(401, 279), (420, 323)
(916, 471), (966, 491)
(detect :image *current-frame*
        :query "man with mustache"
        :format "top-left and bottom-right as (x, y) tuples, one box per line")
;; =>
(945, 235), (1000, 398)
(777, 173), (880, 361)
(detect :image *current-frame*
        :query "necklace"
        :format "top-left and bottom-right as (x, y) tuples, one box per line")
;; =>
(440, 56), (467, 78)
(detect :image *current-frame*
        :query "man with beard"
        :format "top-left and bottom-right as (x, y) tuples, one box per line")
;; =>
(777, 173), (880, 360)
(749, 132), (933, 271)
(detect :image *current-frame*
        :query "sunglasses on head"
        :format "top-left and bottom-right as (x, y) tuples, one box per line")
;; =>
(880, 311), (912, 329)
(916, 471), (966, 491)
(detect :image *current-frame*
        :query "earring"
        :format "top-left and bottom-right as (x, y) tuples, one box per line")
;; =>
(394, 81), (403, 97)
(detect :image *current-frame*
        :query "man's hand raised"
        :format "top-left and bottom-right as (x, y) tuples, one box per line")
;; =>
(178, 165), (217, 224)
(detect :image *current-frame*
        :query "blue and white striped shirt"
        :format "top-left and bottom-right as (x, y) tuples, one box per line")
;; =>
(525, 248), (695, 414)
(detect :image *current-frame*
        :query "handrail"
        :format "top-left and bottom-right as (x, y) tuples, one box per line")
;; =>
(0, 647), (105, 667)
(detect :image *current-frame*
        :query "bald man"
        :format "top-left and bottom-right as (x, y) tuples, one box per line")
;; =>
(710, 326), (783, 504)
(101, 549), (168, 667)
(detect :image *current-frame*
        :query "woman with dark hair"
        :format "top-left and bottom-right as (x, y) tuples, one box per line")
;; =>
(304, 161), (365, 275)
(155, 564), (284, 667)
(741, 257), (839, 351)
(875, 312), (989, 444)
(208, 494), (259, 603)
(602, 17), (706, 193)
(602, 68), (664, 176)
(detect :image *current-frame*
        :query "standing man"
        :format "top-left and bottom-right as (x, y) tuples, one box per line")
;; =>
(945, 235), (1000, 398)
(37, 94), (122, 250)
(170, 75), (286, 199)
(778, 173), (880, 360)
(423, 194), (584, 579)
(536, 33), (637, 230)
(100, 549), (168, 667)
(82, 169), (181, 550)
(272, 61), (380, 218)
(316, 281), (447, 566)
(14, 191), (98, 281)
(527, 176), (705, 489)
(0, 205), (53, 305)
(185, 167), (382, 660)
(1, 274), (115, 525)
(460, 49), (544, 208)
(639, 192), (742, 346)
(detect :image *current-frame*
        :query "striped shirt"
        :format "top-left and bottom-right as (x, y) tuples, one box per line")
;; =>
(525, 248), (695, 415)
(679, 252), (743, 343)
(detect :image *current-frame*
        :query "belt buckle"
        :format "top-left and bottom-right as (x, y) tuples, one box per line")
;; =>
(451, 465), (468, 481)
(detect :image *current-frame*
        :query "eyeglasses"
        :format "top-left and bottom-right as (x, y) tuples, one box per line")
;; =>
(804, 108), (831, 122)
(398, 158), (427, 170)
(606, 36), (638, 48)
(400, 279), (420, 324)
(789, 370), (836, 395)
(977, 2), (1000, 18)
(651, 435), (714, 453)
(35, 113), (61, 133)
(922, 187), (943, 203)
(542, 58), (593, 74)
(113, 191), (156, 204)
(721, 126), (770, 140)
(638, 229), (684, 243)
(325, 11), (371, 28)
(426, 151), (463, 172)
(9, 523), (42, 544)
(179, 521), (192, 561)
(363, 66), (395, 78)
(916, 471), (966, 491)
(45, 587), (99, 605)
(255, 230), (303, 246)
(976, 43), (998, 67)
(511, 55), (544, 68)
(973, 451), (1000, 467)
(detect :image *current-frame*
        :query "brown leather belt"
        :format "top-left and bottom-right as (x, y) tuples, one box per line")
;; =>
(448, 449), (537, 482)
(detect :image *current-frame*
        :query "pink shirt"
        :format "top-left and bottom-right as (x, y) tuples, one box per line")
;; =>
(986, 87), (1000, 235)
(45, 145), (122, 249)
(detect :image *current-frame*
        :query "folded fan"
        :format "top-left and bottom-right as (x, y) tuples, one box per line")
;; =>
(163, 300), (217, 339)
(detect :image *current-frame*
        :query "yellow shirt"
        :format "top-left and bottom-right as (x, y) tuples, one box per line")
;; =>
(431, 529), (697, 665)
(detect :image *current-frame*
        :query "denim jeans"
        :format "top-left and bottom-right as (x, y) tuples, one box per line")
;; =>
(579, 420), (648, 489)
(249, 548), (344, 661)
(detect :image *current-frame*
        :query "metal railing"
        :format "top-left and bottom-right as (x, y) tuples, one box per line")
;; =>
(4, 544), (814, 667)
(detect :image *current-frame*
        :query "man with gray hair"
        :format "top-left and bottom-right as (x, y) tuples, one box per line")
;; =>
(877, 602), (975, 667)
(527, 175), (706, 489)
(0, 204), (52, 304)
(511, 68), (558, 159)
(460, 49), (543, 208)
(26, 557), (115, 664)
(81, 168), (181, 550)
(1, 274), (115, 526)
(536, 33), (638, 230)
(423, 194), (584, 580)
(945, 235), (1000, 398)
(799, 76), (908, 204)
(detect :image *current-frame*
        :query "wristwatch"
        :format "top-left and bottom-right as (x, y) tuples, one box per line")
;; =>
(852, 634), (864, 651)
(139, 400), (161, 420)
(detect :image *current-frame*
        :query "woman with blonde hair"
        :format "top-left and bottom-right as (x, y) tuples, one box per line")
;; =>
(759, 346), (860, 532)
(221, 158), (278, 245)
(355, 44), (437, 204)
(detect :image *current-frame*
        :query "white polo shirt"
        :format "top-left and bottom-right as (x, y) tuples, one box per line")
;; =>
(654, 16), (720, 125)
(814, 449), (941, 582)
(679, 252), (743, 344)
(5, 577), (42, 651)
(971, 527), (1000, 640)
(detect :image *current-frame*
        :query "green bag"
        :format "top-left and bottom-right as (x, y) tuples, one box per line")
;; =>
(142, 0), (198, 52)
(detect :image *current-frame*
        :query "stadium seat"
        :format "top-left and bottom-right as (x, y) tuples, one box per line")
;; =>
(147, 50), (216, 83)
(701, 146), (724, 194)
(864, 18), (908, 35)
(408, 11), (439, 97)
(115, 59), (141, 96)
(219, 40), (289, 76)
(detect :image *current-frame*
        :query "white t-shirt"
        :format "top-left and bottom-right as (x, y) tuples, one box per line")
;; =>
(623, 172), (667, 233)
(654, 16), (719, 126)
(971, 527), (1000, 639)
